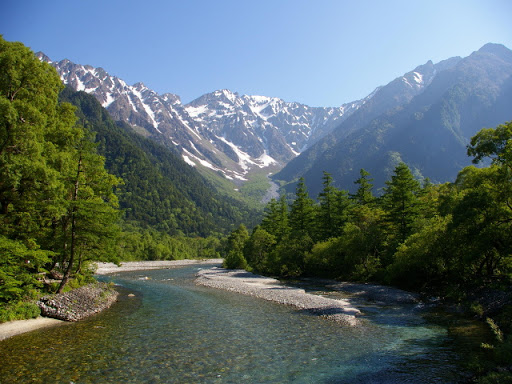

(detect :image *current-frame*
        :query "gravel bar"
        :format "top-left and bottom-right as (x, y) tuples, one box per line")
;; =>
(95, 259), (223, 275)
(196, 268), (362, 326)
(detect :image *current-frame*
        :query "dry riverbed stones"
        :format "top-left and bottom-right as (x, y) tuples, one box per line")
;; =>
(196, 268), (362, 326)
(37, 283), (119, 321)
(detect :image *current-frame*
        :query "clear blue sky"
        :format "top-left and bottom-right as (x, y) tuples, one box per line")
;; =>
(2, 0), (511, 107)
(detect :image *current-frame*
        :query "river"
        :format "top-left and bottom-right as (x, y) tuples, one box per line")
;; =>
(0, 264), (483, 383)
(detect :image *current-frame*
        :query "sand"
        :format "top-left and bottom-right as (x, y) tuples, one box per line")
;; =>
(0, 317), (64, 341)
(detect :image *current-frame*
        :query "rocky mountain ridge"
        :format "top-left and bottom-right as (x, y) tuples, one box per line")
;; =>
(275, 43), (512, 196)
(38, 53), (370, 180)
(37, 46), (489, 192)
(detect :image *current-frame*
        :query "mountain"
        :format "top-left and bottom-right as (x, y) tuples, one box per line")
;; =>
(275, 43), (512, 196)
(37, 53), (364, 181)
(58, 87), (256, 236)
(185, 89), (364, 163)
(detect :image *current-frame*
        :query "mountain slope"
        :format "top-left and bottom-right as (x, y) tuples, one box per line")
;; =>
(39, 53), (364, 182)
(275, 43), (512, 196)
(59, 87), (256, 236)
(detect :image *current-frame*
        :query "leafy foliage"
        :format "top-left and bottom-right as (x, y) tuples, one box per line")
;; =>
(0, 37), (120, 303)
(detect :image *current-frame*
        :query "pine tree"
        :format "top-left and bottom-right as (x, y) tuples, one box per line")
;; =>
(351, 169), (375, 205)
(316, 171), (338, 241)
(289, 177), (315, 238)
(261, 195), (289, 242)
(381, 162), (422, 245)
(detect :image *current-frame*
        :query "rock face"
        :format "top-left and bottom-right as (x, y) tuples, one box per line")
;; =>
(37, 283), (119, 321)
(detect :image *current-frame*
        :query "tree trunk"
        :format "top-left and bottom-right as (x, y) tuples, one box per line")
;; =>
(57, 154), (82, 293)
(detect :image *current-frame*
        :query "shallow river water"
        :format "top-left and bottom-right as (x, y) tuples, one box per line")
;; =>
(0, 265), (483, 383)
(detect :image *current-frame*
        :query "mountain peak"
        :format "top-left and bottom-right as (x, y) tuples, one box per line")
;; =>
(35, 51), (51, 63)
(477, 43), (512, 61)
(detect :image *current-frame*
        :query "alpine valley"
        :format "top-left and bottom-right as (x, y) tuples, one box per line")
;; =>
(38, 42), (512, 198)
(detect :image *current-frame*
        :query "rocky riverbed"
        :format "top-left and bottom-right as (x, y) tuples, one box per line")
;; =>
(196, 267), (362, 326)
(37, 283), (119, 321)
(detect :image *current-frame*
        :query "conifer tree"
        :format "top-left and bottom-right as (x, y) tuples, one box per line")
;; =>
(316, 171), (339, 241)
(350, 169), (375, 205)
(289, 177), (315, 237)
(381, 162), (422, 245)
(261, 195), (289, 242)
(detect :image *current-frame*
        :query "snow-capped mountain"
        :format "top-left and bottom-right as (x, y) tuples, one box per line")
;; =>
(37, 53), (365, 180)
(37, 52), (444, 182)
(185, 89), (362, 159)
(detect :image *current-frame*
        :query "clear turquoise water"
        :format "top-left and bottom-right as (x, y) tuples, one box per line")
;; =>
(0, 265), (479, 383)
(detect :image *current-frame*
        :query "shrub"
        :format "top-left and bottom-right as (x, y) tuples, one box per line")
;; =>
(0, 300), (41, 323)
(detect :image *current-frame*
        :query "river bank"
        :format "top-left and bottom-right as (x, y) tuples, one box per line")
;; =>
(196, 267), (362, 325)
(94, 258), (223, 274)
(0, 317), (64, 341)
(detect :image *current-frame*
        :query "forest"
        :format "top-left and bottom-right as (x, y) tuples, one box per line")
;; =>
(224, 121), (512, 377)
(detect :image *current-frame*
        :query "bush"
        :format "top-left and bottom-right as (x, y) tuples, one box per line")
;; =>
(0, 300), (41, 323)
(223, 250), (247, 269)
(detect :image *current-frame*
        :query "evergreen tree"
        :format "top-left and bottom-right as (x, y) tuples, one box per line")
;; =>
(381, 162), (422, 245)
(289, 177), (315, 238)
(350, 169), (375, 205)
(56, 136), (121, 292)
(316, 171), (338, 241)
(261, 195), (289, 242)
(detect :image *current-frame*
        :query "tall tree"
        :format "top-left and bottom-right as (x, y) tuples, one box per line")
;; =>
(350, 169), (375, 206)
(381, 162), (422, 246)
(0, 37), (71, 300)
(316, 171), (338, 241)
(261, 195), (289, 242)
(57, 137), (121, 292)
(289, 177), (315, 237)
(0, 37), (121, 299)
(447, 121), (512, 282)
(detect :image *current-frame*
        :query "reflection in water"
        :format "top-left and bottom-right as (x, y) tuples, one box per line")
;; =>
(0, 265), (481, 383)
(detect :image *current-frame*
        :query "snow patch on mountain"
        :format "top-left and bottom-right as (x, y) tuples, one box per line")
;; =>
(38, 52), (368, 181)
